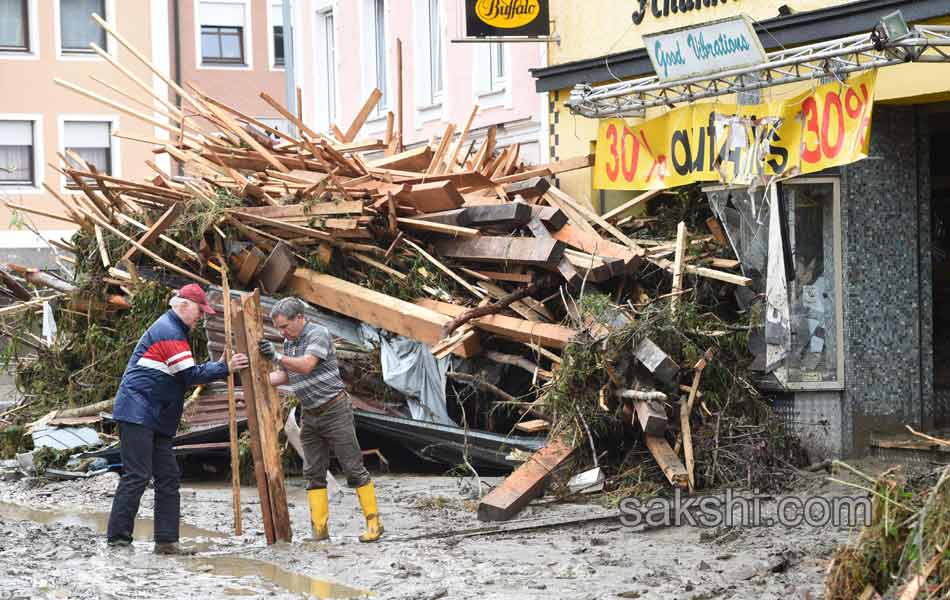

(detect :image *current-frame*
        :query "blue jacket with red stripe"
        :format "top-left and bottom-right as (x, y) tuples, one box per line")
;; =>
(113, 310), (229, 436)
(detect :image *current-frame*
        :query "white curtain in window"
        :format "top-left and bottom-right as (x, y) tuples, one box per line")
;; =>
(0, 121), (33, 182)
(69, 146), (108, 172)
(200, 1), (244, 26)
(0, 0), (25, 47)
(374, 0), (387, 109)
(64, 121), (110, 148)
(270, 2), (282, 27)
(428, 0), (442, 98)
(0, 146), (31, 182)
(61, 0), (105, 50)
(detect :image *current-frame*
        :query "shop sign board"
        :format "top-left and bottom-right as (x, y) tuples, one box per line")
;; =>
(465, 0), (550, 37)
(644, 15), (766, 81)
(593, 70), (878, 191)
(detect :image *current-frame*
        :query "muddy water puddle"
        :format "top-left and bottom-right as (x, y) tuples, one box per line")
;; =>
(187, 556), (370, 598)
(0, 500), (223, 540)
(0, 501), (370, 598)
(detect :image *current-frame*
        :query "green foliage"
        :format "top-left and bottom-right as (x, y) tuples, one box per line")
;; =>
(0, 426), (32, 459)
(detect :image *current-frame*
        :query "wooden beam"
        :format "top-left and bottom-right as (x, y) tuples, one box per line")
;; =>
(531, 206), (568, 231)
(258, 242), (297, 294)
(546, 187), (645, 254)
(396, 218), (480, 238)
(418, 299), (576, 349)
(471, 270), (534, 284)
(403, 239), (484, 299)
(230, 301), (276, 544)
(514, 419), (550, 434)
(219, 265), (242, 536)
(435, 237), (565, 268)
(120, 203), (182, 263)
(503, 177), (550, 201)
(238, 290), (292, 542)
(477, 439), (577, 521)
(342, 88), (383, 142)
(463, 203), (532, 228)
(232, 201), (363, 219)
(634, 399), (668, 436)
(671, 222), (687, 315)
(399, 180), (464, 213)
(287, 269), (481, 357)
(644, 435), (688, 489)
(370, 145), (434, 171)
(412, 208), (472, 227)
(551, 224), (641, 268)
(602, 190), (661, 223)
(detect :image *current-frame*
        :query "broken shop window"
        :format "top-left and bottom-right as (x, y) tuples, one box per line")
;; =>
(705, 178), (842, 388)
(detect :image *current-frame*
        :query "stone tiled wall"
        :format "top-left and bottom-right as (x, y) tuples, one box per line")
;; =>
(838, 105), (933, 456)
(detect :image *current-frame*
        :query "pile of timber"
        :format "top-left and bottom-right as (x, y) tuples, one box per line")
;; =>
(0, 14), (760, 533)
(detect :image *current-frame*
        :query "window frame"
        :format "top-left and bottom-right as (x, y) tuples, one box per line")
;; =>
(372, 0), (388, 115)
(0, 114), (42, 194)
(194, 0), (252, 71)
(311, 5), (336, 132)
(58, 115), (120, 193)
(427, 0), (443, 104)
(0, 0), (29, 53)
(773, 176), (845, 391)
(268, 0), (284, 71)
(55, 0), (113, 59)
(200, 24), (245, 65)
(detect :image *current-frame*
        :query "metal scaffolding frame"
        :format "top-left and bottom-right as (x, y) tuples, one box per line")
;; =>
(566, 25), (950, 119)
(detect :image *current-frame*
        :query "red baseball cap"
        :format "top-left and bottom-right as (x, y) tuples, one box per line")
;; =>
(177, 284), (216, 315)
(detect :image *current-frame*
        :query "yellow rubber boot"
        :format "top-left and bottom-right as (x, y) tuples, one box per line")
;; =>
(355, 482), (384, 543)
(307, 488), (330, 541)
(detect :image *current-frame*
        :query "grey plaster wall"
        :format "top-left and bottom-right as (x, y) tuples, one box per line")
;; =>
(838, 104), (933, 456)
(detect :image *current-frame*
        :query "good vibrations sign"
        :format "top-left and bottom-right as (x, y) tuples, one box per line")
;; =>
(593, 70), (877, 191)
(465, 0), (550, 37)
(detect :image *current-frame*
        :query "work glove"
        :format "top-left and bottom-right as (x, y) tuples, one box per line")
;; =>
(258, 340), (283, 362)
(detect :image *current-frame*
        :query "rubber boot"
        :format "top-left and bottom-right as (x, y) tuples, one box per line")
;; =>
(308, 488), (330, 541)
(355, 482), (384, 543)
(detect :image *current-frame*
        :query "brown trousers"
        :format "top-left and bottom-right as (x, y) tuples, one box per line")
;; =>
(300, 393), (370, 490)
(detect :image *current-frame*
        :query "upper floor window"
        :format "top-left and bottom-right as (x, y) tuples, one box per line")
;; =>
(427, 0), (442, 102)
(64, 120), (112, 175)
(0, 120), (36, 187)
(320, 10), (335, 125)
(60, 0), (106, 54)
(271, 2), (283, 67)
(199, 1), (247, 66)
(373, 0), (387, 112)
(0, 0), (29, 52)
(490, 42), (505, 90)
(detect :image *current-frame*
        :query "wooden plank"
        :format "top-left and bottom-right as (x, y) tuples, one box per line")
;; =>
(120, 203), (183, 263)
(472, 270), (534, 284)
(504, 177), (550, 201)
(219, 266), (242, 536)
(546, 187), (645, 254)
(644, 435), (689, 488)
(258, 242), (297, 294)
(412, 208), (472, 227)
(550, 224), (640, 267)
(288, 269), (481, 357)
(397, 218), (480, 238)
(477, 439), (577, 521)
(238, 290), (293, 542)
(231, 212), (335, 243)
(442, 104), (478, 174)
(370, 145), (434, 171)
(463, 203), (532, 228)
(671, 222), (687, 315)
(418, 299), (576, 349)
(230, 303), (276, 545)
(232, 201), (363, 219)
(602, 190), (661, 223)
(708, 258), (740, 269)
(634, 338), (680, 386)
(535, 153), (594, 175)
(435, 237), (565, 267)
(342, 88), (382, 142)
(706, 216), (728, 245)
(427, 124), (457, 175)
(514, 419), (550, 434)
(399, 180), (464, 213)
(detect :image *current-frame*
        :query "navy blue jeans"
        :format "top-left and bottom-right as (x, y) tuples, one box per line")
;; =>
(106, 421), (180, 544)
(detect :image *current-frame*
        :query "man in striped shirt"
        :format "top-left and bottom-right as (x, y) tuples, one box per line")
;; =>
(261, 297), (383, 543)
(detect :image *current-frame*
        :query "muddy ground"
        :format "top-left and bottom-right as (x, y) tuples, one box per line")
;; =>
(0, 463), (880, 600)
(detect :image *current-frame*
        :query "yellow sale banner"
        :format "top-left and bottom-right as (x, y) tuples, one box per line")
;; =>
(593, 70), (877, 190)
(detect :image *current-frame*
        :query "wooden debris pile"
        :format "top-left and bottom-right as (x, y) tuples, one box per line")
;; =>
(0, 16), (791, 526)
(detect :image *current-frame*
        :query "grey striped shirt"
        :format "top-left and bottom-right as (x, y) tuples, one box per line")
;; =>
(282, 322), (345, 409)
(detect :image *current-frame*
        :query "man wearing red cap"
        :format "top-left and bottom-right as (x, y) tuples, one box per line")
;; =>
(107, 284), (249, 554)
